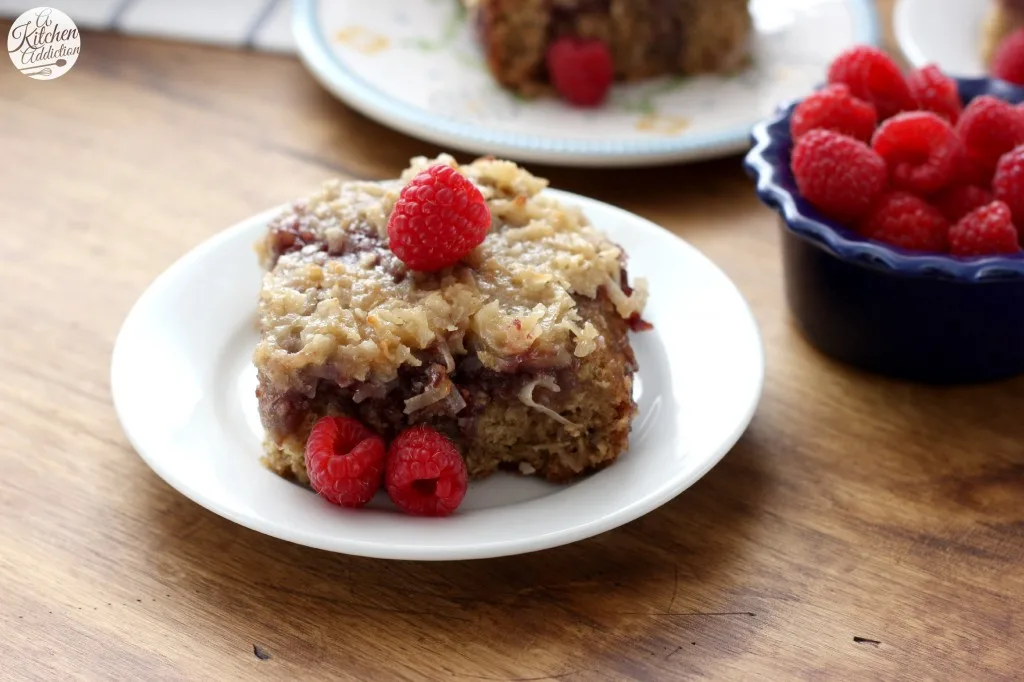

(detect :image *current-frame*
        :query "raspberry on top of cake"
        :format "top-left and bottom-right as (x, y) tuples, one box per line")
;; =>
(254, 155), (650, 484)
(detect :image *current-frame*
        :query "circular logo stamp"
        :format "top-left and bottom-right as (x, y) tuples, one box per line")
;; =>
(7, 7), (80, 80)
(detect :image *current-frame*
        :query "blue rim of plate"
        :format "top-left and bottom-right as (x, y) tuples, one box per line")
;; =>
(292, 0), (881, 165)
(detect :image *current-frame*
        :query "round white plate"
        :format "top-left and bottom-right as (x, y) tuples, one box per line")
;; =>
(895, 0), (990, 75)
(111, 191), (764, 560)
(292, 0), (879, 167)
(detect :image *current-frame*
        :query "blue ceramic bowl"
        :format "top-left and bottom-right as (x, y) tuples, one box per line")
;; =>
(745, 78), (1024, 384)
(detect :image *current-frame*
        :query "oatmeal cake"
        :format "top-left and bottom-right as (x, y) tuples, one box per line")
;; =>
(464, 0), (753, 95)
(254, 155), (649, 484)
(983, 0), (1024, 63)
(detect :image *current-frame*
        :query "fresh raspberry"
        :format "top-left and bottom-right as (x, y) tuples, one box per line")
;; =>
(790, 83), (878, 142)
(858, 192), (949, 252)
(992, 28), (1024, 86)
(305, 416), (386, 508)
(871, 112), (964, 195)
(949, 201), (1021, 256)
(932, 185), (994, 224)
(791, 130), (888, 223)
(827, 45), (915, 120)
(546, 38), (614, 107)
(955, 155), (992, 188)
(992, 145), (1024, 230)
(387, 164), (491, 272)
(955, 95), (1024, 184)
(385, 426), (467, 517)
(906, 64), (962, 123)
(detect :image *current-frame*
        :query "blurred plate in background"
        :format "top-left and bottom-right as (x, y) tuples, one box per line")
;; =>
(895, 0), (989, 75)
(293, 0), (880, 167)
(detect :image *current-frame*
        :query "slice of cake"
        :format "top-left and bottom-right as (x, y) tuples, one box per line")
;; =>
(465, 0), (752, 98)
(983, 0), (1024, 64)
(254, 155), (650, 485)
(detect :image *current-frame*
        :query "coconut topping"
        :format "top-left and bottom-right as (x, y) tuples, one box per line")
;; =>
(254, 155), (648, 392)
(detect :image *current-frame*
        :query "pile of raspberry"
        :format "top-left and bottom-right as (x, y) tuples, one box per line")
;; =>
(790, 46), (1024, 257)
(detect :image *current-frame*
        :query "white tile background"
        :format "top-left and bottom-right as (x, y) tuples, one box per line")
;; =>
(0, 0), (297, 52)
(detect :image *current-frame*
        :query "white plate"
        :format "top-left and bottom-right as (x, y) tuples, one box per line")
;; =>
(292, 0), (880, 167)
(895, 0), (990, 75)
(111, 191), (764, 560)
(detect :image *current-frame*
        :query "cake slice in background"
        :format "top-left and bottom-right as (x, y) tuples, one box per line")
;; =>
(464, 0), (752, 99)
(983, 0), (1024, 64)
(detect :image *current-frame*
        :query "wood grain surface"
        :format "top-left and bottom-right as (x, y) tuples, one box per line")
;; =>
(2, 3), (1022, 680)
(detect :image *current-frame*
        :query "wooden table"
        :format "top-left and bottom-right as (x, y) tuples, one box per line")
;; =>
(2, 4), (1022, 680)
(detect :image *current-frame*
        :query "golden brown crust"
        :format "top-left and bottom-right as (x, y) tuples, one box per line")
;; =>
(678, 0), (752, 74)
(474, 0), (552, 94)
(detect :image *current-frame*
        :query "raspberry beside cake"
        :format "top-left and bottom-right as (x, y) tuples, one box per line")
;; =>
(254, 156), (649, 485)
(465, 0), (752, 96)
